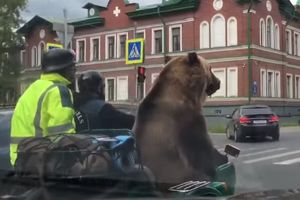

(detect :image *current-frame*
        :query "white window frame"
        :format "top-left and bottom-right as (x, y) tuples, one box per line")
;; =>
(211, 14), (226, 48)
(76, 38), (86, 62)
(20, 50), (25, 65)
(90, 36), (101, 61)
(116, 76), (129, 101)
(260, 18), (266, 47)
(227, 67), (238, 97)
(227, 17), (238, 46)
(38, 41), (45, 66)
(294, 32), (300, 56)
(151, 73), (160, 84)
(200, 21), (210, 49)
(260, 69), (267, 97)
(105, 34), (117, 59)
(266, 70), (275, 97)
(211, 68), (226, 97)
(117, 32), (128, 58)
(295, 75), (300, 99)
(274, 24), (280, 50)
(105, 77), (117, 101)
(266, 16), (274, 48)
(274, 71), (281, 98)
(151, 27), (164, 54)
(168, 24), (182, 52)
(136, 29), (146, 39)
(286, 73), (293, 98)
(31, 46), (37, 67)
(286, 29), (292, 54)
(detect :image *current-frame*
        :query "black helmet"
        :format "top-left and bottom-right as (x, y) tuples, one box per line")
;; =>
(78, 71), (104, 94)
(41, 49), (76, 73)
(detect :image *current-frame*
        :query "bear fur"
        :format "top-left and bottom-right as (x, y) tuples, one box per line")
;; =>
(133, 52), (228, 188)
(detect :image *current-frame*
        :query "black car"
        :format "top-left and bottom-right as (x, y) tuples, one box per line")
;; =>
(225, 105), (279, 142)
(0, 108), (13, 171)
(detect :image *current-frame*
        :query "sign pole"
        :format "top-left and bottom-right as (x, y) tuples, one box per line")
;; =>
(63, 9), (68, 49)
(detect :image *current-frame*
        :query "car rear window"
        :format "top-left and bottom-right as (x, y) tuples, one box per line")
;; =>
(241, 108), (273, 115)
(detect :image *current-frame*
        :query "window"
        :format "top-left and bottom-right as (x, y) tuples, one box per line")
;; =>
(211, 68), (226, 97)
(107, 36), (116, 59)
(118, 34), (127, 58)
(31, 46), (37, 67)
(274, 25), (280, 50)
(169, 25), (182, 52)
(227, 17), (237, 46)
(151, 73), (159, 84)
(267, 71), (274, 97)
(260, 69), (267, 97)
(295, 76), (300, 99)
(200, 22), (209, 49)
(106, 78), (116, 101)
(77, 40), (86, 62)
(275, 71), (281, 98)
(152, 28), (163, 54)
(117, 76), (128, 100)
(266, 17), (273, 48)
(227, 68), (238, 97)
(294, 33), (300, 56)
(211, 15), (225, 47)
(38, 42), (45, 66)
(286, 74), (293, 98)
(20, 50), (26, 65)
(90, 37), (100, 61)
(286, 30), (292, 54)
(136, 30), (145, 39)
(260, 19), (265, 46)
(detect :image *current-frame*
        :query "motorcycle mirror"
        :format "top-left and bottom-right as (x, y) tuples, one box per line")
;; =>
(224, 144), (240, 158)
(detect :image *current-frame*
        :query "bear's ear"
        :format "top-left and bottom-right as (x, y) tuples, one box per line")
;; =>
(187, 52), (200, 66)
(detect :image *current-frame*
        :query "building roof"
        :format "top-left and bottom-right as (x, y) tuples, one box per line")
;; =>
(17, 15), (52, 35)
(126, 0), (199, 19)
(69, 16), (105, 28)
(82, 2), (106, 10)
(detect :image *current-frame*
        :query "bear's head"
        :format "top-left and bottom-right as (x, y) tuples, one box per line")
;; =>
(152, 52), (220, 106)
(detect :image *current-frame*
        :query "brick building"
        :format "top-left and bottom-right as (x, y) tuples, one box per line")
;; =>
(18, 0), (300, 114)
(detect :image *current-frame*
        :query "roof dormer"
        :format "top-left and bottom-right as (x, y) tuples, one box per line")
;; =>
(83, 3), (106, 18)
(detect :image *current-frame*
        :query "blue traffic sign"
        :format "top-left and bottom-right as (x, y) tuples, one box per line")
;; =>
(126, 39), (144, 65)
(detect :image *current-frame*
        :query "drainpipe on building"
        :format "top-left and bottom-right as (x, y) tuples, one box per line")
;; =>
(157, 6), (168, 63)
(247, 0), (254, 104)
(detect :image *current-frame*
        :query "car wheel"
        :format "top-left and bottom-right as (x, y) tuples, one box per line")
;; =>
(226, 128), (233, 140)
(234, 129), (243, 143)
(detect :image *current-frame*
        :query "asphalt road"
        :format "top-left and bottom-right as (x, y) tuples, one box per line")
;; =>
(210, 126), (300, 195)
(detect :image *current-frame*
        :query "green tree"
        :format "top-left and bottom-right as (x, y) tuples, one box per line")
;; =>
(0, 0), (27, 105)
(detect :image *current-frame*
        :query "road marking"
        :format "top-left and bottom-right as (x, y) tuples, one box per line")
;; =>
(243, 150), (300, 164)
(274, 157), (300, 165)
(240, 147), (286, 158)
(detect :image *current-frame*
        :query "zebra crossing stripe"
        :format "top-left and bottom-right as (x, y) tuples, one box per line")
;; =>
(274, 157), (300, 165)
(243, 150), (300, 164)
(240, 147), (286, 158)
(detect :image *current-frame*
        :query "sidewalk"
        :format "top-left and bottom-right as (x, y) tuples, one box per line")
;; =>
(280, 126), (300, 133)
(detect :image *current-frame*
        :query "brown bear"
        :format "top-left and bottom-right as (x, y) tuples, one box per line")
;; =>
(133, 52), (227, 189)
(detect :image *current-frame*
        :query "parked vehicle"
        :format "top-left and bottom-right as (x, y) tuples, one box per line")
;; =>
(225, 105), (280, 142)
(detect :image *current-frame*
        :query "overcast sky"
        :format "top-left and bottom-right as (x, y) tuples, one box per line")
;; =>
(21, 0), (298, 21)
(21, 0), (162, 21)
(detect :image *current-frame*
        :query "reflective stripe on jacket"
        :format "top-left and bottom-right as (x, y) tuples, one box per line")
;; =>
(10, 73), (75, 165)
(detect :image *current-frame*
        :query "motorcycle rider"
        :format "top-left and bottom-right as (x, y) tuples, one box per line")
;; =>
(10, 48), (76, 166)
(74, 71), (135, 131)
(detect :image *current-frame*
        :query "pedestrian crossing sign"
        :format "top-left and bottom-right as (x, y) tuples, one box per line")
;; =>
(46, 43), (63, 51)
(126, 39), (144, 65)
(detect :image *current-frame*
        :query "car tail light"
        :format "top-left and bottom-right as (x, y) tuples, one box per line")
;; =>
(269, 115), (279, 122)
(239, 116), (251, 124)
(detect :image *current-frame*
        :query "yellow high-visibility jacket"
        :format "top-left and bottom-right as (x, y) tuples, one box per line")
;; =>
(10, 73), (75, 165)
